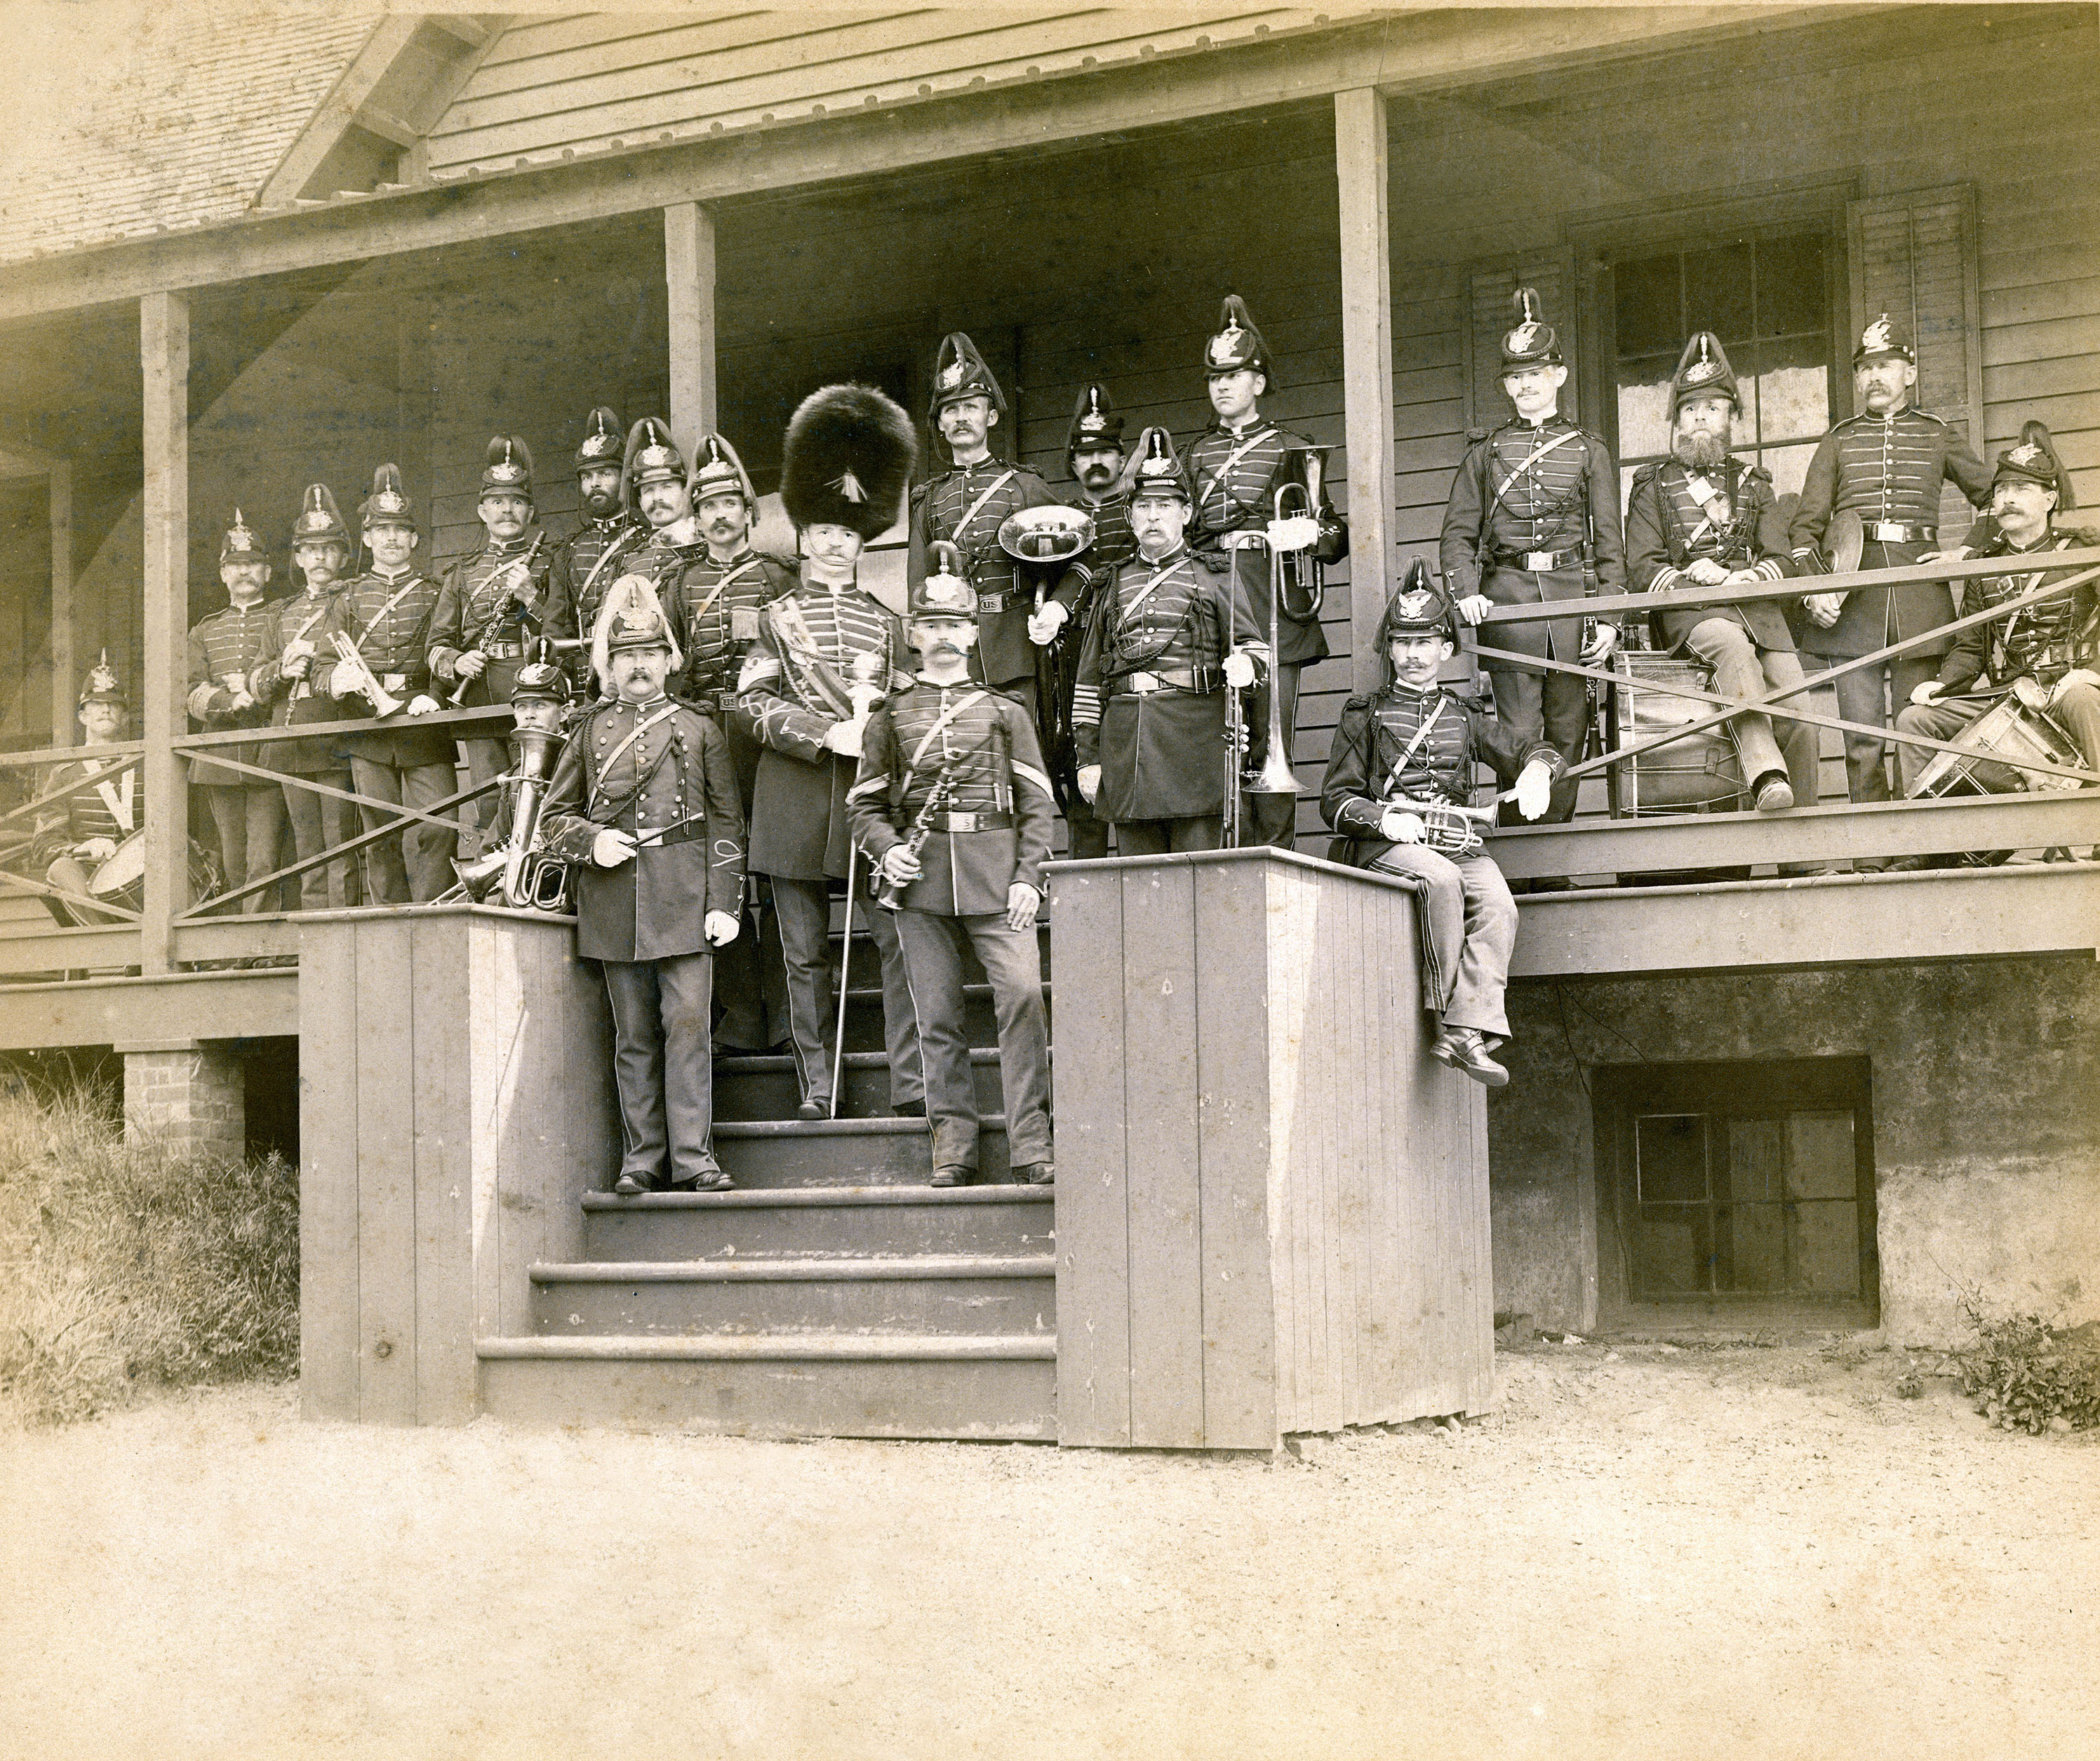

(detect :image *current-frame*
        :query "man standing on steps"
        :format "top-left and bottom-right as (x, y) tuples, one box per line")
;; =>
(850, 546), (1056, 1189)
(544, 406), (648, 702)
(739, 384), (924, 1122)
(540, 575), (745, 1196)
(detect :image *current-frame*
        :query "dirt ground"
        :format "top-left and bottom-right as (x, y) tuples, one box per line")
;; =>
(1, 1337), (2093, 1761)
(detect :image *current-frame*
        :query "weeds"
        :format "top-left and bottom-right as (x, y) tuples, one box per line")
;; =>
(0, 1080), (298, 1426)
(1953, 1285), (2100, 1435)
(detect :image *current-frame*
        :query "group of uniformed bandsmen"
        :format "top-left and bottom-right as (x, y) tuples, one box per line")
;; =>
(33, 288), (2095, 1177)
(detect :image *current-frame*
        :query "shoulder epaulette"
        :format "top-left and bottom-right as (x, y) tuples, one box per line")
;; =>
(909, 482), (930, 507)
(1742, 461), (1773, 485)
(1340, 691), (1374, 714)
(1911, 406), (1949, 426)
(1628, 458), (1664, 488)
(1465, 427), (1492, 445)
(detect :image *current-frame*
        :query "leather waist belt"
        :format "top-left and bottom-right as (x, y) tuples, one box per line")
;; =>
(1863, 521), (1930, 544)
(683, 688), (735, 714)
(976, 589), (1015, 615)
(1109, 667), (1219, 697)
(483, 641), (528, 660)
(924, 812), (1013, 833)
(1492, 547), (1584, 572)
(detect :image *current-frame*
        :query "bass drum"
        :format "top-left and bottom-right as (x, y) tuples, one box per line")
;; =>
(1605, 650), (1753, 885)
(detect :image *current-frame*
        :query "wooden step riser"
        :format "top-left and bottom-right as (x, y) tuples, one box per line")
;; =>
(479, 1354), (1057, 1441)
(716, 1125), (1012, 1186)
(834, 985), (1051, 1053)
(530, 1273), (1056, 1338)
(716, 1057), (1006, 1120)
(582, 1198), (1055, 1261)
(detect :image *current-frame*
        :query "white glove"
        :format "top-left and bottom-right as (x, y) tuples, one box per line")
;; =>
(878, 844), (923, 885)
(822, 718), (864, 758)
(1454, 594), (1492, 627)
(1684, 557), (1730, 587)
(404, 695), (440, 716)
(327, 669), (354, 699)
(1027, 602), (1069, 645)
(1076, 765), (1101, 805)
(1379, 808), (1425, 845)
(1804, 591), (1845, 629)
(703, 910), (740, 947)
(226, 690), (256, 713)
(591, 829), (636, 868)
(1513, 761), (1554, 822)
(1005, 882), (1041, 933)
(1266, 514), (1320, 554)
(2012, 675), (2049, 711)
(76, 837), (117, 862)
(1909, 680), (1945, 707)
(1222, 650), (1259, 690)
(1579, 624), (1618, 666)
(452, 650), (488, 681)
(281, 638), (314, 665)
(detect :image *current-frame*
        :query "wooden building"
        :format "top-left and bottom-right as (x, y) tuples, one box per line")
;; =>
(1, 6), (2095, 1437)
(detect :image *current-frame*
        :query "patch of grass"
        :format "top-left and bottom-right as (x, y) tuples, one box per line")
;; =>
(0, 1076), (298, 1426)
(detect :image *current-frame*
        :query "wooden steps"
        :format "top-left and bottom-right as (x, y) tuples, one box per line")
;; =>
(578, 1186), (1055, 1260)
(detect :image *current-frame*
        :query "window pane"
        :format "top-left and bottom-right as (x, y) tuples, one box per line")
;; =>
(1636, 1113), (1708, 1203)
(1617, 373), (1675, 464)
(1615, 253), (1681, 357)
(1683, 241), (1754, 343)
(1758, 440), (1821, 502)
(1790, 1202), (1860, 1294)
(1727, 1203), (1788, 1292)
(1727, 1117), (1784, 1200)
(1746, 337), (1831, 446)
(1634, 1210), (1710, 1294)
(1757, 234), (1828, 337)
(1786, 1112), (1856, 1200)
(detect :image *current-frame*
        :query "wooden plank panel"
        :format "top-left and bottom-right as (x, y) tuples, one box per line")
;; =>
(1337, 86), (1397, 692)
(354, 916), (418, 1424)
(469, 911), (503, 1342)
(138, 293), (187, 976)
(664, 201), (718, 445)
(1119, 860), (1205, 1447)
(1192, 857), (1276, 1449)
(410, 914), (474, 1425)
(1050, 864), (1133, 1447)
(297, 918), (359, 1421)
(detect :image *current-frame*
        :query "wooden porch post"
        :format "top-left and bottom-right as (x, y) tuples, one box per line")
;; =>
(48, 460), (72, 746)
(664, 202), (718, 453)
(140, 291), (188, 975)
(1335, 88), (1397, 695)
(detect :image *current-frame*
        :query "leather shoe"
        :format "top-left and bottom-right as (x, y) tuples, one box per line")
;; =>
(694, 1170), (735, 1193)
(930, 1165), (971, 1188)
(797, 1098), (827, 1120)
(1014, 1162), (1055, 1186)
(613, 1172), (648, 1196)
(1752, 772), (1795, 812)
(1430, 1027), (1509, 1089)
(1886, 855), (1940, 873)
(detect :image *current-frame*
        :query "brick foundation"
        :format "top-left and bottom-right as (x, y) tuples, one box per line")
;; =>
(120, 1040), (245, 1158)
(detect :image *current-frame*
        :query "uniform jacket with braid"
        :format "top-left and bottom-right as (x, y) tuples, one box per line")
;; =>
(1930, 524), (2100, 693)
(1625, 455), (1798, 653)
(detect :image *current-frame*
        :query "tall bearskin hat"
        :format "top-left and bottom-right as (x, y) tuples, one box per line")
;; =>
(1995, 420), (2075, 509)
(219, 507), (267, 565)
(1378, 559), (1457, 646)
(1853, 312), (1915, 367)
(690, 431), (758, 507)
(1118, 426), (1193, 504)
(589, 572), (684, 685)
(511, 636), (570, 706)
(781, 384), (916, 540)
(358, 462), (415, 529)
(1203, 295), (1271, 377)
(480, 434), (533, 498)
(575, 406), (624, 474)
(928, 332), (1006, 419)
(1066, 383), (1125, 457)
(622, 417), (687, 497)
(1501, 288), (1563, 370)
(79, 648), (128, 708)
(290, 483), (349, 549)
(1671, 333), (1739, 415)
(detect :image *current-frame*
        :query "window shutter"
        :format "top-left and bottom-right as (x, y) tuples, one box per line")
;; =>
(1464, 262), (1570, 435)
(1847, 185), (1984, 536)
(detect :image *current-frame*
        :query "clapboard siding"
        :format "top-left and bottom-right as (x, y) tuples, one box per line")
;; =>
(424, 8), (1364, 176)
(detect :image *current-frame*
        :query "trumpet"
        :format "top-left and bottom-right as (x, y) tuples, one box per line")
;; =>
(328, 634), (406, 718)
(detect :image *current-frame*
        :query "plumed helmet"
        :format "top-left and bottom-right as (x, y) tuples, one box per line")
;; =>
(1853, 312), (1915, 367)
(290, 483), (349, 549)
(510, 636), (570, 705)
(781, 383), (917, 540)
(1501, 288), (1563, 370)
(358, 462), (415, 528)
(1671, 332), (1739, 415)
(1377, 559), (1457, 645)
(575, 406), (624, 474)
(689, 431), (758, 506)
(480, 434), (534, 498)
(622, 417), (687, 496)
(911, 542), (975, 620)
(589, 572), (684, 684)
(78, 648), (128, 707)
(928, 332), (1007, 418)
(1203, 295), (1270, 375)
(1066, 383), (1125, 457)
(219, 507), (267, 565)
(1995, 420), (2074, 508)
(1118, 426), (1193, 504)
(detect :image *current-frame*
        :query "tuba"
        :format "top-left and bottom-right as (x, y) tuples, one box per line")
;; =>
(453, 721), (568, 909)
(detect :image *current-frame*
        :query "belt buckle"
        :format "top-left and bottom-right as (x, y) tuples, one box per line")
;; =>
(1523, 550), (1557, 571)
(977, 591), (1009, 615)
(382, 674), (407, 692)
(1128, 671), (1161, 695)
(948, 811), (979, 833)
(1868, 521), (1906, 543)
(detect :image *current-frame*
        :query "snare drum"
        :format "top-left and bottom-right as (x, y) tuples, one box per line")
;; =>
(1906, 697), (2083, 799)
(86, 831), (225, 911)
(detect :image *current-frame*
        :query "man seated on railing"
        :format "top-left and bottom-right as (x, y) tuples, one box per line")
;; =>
(1890, 422), (2099, 865)
(1320, 568), (1557, 1090)
(32, 655), (138, 926)
(1626, 333), (1817, 819)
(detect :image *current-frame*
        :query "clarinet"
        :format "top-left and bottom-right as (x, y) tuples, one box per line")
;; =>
(872, 764), (960, 911)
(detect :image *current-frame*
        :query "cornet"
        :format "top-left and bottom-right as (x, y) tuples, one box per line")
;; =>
(328, 634), (406, 718)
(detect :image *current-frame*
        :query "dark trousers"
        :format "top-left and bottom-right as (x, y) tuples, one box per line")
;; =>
(457, 736), (507, 853)
(1241, 659), (1303, 850)
(1116, 816), (1221, 855)
(1062, 801), (1111, 860)
(1822, 657), (1939, 803)
(601, 952), (718, 1188)
(1483, 663), (1589, 824)
(201, 784), (285, 912)
(772, 876), (923, 1110)
(713, 877), (791, 1051)
(281, 771), (361, 909)
(894, 909), (1053, 1173)
(348, 756), (457, 902)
